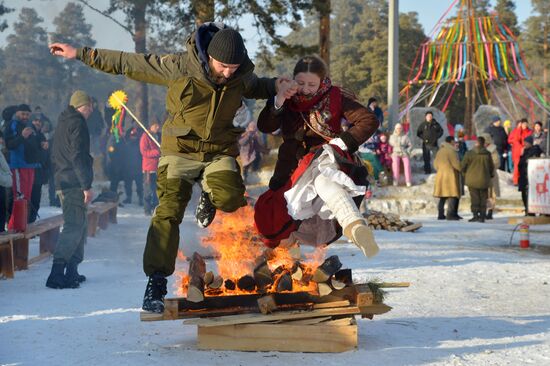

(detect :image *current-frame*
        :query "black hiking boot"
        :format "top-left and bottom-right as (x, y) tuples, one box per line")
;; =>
(142, 273), (167, 313)
(46, 262), (79, 289)
(468, 212), (479, 222)
(195, 190), (216, 228)
(66, 261), (86, 284)
(486, 209), (493, 220)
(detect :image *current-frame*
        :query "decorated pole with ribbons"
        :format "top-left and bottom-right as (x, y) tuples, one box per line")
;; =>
(108, 90), (161, 148)
(399, 0), (549, 134)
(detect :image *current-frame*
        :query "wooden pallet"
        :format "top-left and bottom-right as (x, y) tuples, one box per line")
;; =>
(141, 282), (392, 353)
(508, 216), (550, 225)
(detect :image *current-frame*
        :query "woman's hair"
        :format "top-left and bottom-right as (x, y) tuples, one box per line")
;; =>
(293, 56), (328, 79)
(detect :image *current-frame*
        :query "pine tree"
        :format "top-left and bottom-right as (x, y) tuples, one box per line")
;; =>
(0, 1), (13, 32)
(494, 0), (519, 36)
(0, 8), (65, 114)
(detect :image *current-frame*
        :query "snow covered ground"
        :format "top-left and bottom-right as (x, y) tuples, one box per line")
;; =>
(1, 191), (549, 365)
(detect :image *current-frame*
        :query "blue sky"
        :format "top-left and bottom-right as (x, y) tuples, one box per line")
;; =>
(0, 0), (534, 57)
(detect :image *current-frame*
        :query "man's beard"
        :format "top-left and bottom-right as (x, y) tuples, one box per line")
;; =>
(208, 68), (228, 85)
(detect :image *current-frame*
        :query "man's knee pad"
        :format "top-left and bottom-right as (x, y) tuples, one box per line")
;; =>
(205, 170), (246, 212)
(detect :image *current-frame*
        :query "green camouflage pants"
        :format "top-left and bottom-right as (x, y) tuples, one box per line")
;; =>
(143, 154), (246, 276)
(53, 188), (87, 265)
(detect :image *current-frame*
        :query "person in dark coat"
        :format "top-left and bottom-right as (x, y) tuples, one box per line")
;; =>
(106, 133), (126, 195)
(416, 111), (444, 174)
(484, 115), (508, 170)
(461, 136), (494, 223)
(28, 114), (49, 223)
(123, 126), (143, 205)
(46, 91), (94, 289)
(518, 135), (543, 216)
(367, 97), (384, 125)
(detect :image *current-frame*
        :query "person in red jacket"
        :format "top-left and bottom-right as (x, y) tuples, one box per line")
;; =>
(508, 118), (532, 185)
(140, 122), (161, 215)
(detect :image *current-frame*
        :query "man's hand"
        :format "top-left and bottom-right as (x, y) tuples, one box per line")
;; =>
(83, 189), (94, 204)
(21, 127), (34, 139)
(41, 141), (49, 150)
(49, 43), (77, 59)
(275, 77), (292, 93)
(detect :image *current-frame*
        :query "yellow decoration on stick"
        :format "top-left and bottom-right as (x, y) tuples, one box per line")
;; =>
(108, 90), (128, 110)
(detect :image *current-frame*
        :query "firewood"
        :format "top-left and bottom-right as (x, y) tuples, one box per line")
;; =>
(291, 265), (303, 281)
(187, 252), (206, 303)
(334, 269), (352, 285)
(224, 279), (236, 291)
(276, 272), (293, 292)
(317, 282), (332, 297)
(204, 271), (214, 286)
(237, 275), (256, 292)
(312, 255), (342, 283)
(257, 295), (277, 314)
(331, 279), (346, 290)
(208, 275), (223, 289)
(253, 260), (274, 290)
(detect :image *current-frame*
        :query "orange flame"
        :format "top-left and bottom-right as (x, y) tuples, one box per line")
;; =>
(173, 205), (329, 297)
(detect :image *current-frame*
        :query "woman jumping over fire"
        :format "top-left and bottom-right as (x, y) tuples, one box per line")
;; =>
(254, 56), (380, 258)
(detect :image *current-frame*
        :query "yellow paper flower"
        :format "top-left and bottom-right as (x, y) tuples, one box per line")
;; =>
(108, 90), (128, 110)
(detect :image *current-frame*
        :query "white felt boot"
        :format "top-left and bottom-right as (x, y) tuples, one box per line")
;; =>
(314, 175), (379, 258)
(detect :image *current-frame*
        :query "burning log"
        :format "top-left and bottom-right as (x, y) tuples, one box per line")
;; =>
(291, 265), (303, 281)
(208, 275), (224, 290)
(187, 252), (206, 303)
(257, 294), (277, 314)
(204, 271), (214, 287)
(224, 279), (236, 291)
(237, 275), (256, 292)
(317, 282), (333, 297)
(276, 272), (293, 292)
(331, 279), (346, 290)
(312, 255), (342, 283)
(253, 260), (274, 290)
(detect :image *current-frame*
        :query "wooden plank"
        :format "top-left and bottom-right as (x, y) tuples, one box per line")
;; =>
(0, 241), (15, 279)
(400, 223), (422, 232)
(39, 228), (59, 254)
(13, 238), (29, 270)
(359, 303), (393, 316)
(24, 215), (64, 238)
(108, 206), (118, 224)
(282, 316), (332, 325)
(508, 216), (550, 225)
(313, 300), (350, 309)
(87, 211), (99, 237)
(321, 317), (354, 326)
(28, 251), (51, 265)
(197, 322), (357, 353)
(184, 306), (361, 327)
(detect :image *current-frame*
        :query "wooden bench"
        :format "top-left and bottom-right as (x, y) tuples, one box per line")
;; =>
(88, 202), (118, 237)
(0, 232), (24, 278)
(11, 215), (65, 271)
(2, 202), (118, 278)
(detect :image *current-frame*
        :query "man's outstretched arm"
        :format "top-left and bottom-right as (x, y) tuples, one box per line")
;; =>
(49, 43), (186, 86)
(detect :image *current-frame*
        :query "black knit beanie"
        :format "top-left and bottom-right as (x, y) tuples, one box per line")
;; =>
(207, 28), (246, 65)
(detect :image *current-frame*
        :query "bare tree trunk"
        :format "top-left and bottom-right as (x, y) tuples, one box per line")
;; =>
(133, 0), (148, 125)
(317, 0), (331, 69)
(193, 0), (214, 27)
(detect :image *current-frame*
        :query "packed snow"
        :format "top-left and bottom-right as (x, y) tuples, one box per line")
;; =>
(1, 182), (549, 366)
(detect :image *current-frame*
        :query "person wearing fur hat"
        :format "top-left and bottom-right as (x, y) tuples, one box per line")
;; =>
(49, 23), (284, 313)
(46, 90), (94, 289)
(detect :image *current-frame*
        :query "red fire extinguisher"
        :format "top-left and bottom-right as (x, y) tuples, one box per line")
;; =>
(11, 169), (28, 232)
(519, 223), (530, 249)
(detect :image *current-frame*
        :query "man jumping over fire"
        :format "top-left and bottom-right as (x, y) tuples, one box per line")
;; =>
(50, 23), (285, 314)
